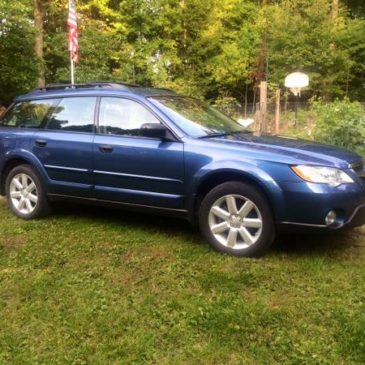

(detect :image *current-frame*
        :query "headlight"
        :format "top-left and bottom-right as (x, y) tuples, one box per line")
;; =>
(291, 165), (354, 187)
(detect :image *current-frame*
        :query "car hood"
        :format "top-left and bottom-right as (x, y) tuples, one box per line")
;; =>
(201, 132), (362, 168)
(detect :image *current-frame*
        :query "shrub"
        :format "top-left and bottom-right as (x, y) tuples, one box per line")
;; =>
(313, 99), (365, 157)
(214, 96), (242, 119)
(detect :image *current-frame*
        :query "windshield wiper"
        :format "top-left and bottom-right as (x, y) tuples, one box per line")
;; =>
(198, 130), (250, 139)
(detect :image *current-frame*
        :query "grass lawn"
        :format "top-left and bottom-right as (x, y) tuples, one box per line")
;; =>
(0, 197), (364, 365)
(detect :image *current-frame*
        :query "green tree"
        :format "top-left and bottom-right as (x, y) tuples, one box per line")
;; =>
(0, 0), (37, 105)
(263, 0), (353, 99)
(201, 0), (261, 102)
(1, 0), (365, 106)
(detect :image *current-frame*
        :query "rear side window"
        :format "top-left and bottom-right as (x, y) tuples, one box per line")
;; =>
(46, 97), (96, 133)
(1, 99), (57, 128)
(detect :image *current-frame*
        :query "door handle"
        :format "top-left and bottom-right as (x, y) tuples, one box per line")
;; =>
(35, 139), (47, 147)
(99, 144), (113, 153)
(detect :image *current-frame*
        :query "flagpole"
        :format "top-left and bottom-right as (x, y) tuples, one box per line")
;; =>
(70, 55), (75, 85)
(68, 0), (77, 86)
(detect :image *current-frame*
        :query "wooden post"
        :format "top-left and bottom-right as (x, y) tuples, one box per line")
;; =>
(274, 89), (280, 134)
(259, 81), (267, 133)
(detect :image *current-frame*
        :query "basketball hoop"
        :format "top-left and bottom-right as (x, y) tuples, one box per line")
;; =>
(284, 72), (309, 125)
(285, 72), (309, 96)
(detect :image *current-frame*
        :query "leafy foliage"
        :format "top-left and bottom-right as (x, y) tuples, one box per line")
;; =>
(0, 0), (365, 106)
(0, 0), (37, 104)
(313, 98), (365, 155)
(264, 0), (361, 99)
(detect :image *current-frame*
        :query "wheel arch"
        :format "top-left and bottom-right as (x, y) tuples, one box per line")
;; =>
(190, 168), (282, 224)
(1, 151), (48, 196)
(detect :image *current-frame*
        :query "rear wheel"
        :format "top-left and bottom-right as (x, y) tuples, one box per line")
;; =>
(5, 164), (50, 220)
(199, 181), (275, 257)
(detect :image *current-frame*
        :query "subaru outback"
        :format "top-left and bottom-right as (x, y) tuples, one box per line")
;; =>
(0, 82), (364, 256)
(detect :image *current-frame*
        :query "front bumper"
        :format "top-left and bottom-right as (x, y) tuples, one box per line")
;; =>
(346, 205), (365, 228)
(279, 203), (365, 230)
(275, 181), (365, 230)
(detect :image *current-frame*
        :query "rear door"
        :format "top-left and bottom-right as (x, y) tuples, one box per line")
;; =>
(0, 99), (57, 172)
(32, 96), (97, 197)
(93, 97), (185, 209)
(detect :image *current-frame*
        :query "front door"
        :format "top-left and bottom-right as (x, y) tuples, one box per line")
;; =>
(93, 97), (185, 209)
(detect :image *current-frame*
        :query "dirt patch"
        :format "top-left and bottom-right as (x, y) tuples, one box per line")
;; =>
(122, 246), (173, 262)
(0, 234), (27, 249)
(356, 226), (365, 236)
(267, 291), (294, 310)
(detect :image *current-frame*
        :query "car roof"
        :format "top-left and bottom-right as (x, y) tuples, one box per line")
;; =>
(16, 82), (178, 102)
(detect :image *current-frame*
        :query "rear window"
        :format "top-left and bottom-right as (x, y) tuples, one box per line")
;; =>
(1, 99), (58, 128)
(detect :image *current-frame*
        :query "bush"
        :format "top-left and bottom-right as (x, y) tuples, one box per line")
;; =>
(313, 99), (365, 157)
(213, 96), (242, 119)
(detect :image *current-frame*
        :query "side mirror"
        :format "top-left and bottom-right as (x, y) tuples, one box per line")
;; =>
(140, 123), (169, 139)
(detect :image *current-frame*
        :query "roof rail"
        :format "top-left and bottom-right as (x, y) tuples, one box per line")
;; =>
(153, 87), (177, 93)
(36, 81), (140, 92)
(89, 81), (140, 88)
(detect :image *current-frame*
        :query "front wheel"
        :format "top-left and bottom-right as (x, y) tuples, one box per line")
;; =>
(5, 164), (51, 220)
(199, 181), (275, 257)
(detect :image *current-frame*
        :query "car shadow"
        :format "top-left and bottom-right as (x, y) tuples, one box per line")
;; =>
(52, 202), (203, 245)
(51, 202), (364, 257)
(273, 229), (365, 258)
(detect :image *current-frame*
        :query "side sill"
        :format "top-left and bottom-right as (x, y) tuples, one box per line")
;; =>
(47, 193), (190, 220)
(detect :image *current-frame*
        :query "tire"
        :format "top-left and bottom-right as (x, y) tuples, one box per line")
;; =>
(199, 181), (275, 257)
(5, 164), (51, 220)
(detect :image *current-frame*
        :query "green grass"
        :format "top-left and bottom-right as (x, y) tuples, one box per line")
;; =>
(0, 198), (364, 365)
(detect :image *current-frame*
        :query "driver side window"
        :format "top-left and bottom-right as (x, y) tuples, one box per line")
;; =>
(98, 97), (161, 137)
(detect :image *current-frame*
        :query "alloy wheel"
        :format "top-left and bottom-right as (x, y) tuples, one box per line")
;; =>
(9, 173), (38, 215)
(208, 194), (263, 250)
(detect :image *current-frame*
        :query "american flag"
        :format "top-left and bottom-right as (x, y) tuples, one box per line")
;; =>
(67, 0), (78, 63)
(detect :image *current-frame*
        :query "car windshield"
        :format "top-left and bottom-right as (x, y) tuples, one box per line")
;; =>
(148, 96), (245, 138)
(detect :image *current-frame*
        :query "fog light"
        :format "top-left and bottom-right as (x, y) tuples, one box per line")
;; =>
(325, 210), (337, 226)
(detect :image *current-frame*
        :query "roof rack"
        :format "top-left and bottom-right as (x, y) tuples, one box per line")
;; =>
(37, 81), (140, 92)
(154, 87), (176, 92)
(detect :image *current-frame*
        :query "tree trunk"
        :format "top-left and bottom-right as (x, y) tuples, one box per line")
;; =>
(256, 41), (267, 85)
(180, 0), (187, 64)
(34, 0), (45, 88)
(332, 0), (339, 19)
(254, 81), (268, 134)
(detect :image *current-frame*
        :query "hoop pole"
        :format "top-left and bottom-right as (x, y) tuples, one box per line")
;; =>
(295, 94), (298, 126)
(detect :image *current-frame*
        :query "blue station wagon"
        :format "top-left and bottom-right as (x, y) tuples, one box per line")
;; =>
(0, 82), (364, 256)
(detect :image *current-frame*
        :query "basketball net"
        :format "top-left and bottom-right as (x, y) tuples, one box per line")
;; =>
(290, 87), (301, 97)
